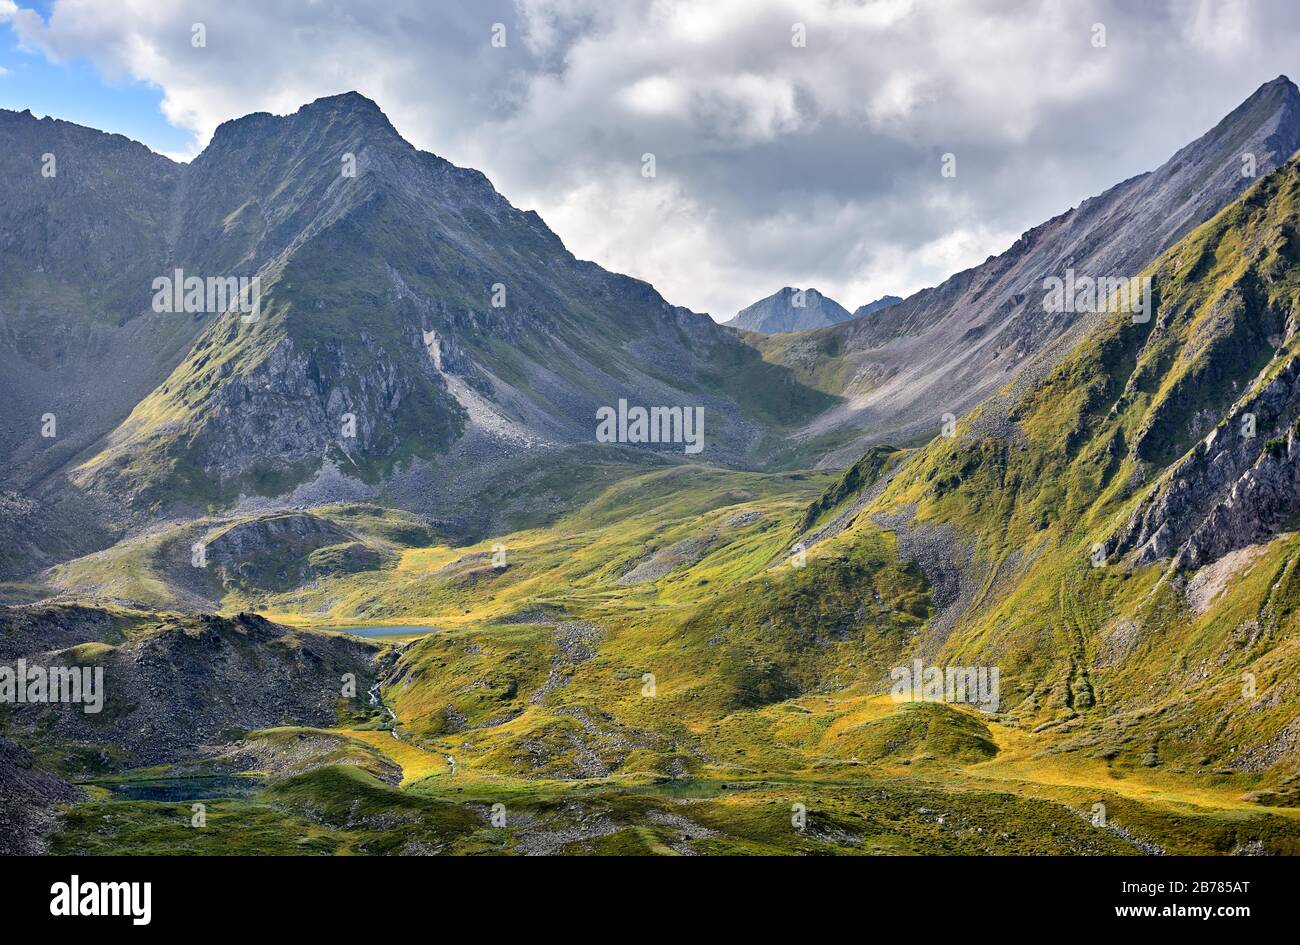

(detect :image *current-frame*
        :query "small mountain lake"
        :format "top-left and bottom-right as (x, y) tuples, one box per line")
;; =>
(328, 625), (440, 639)
(95, 775), (261, 802)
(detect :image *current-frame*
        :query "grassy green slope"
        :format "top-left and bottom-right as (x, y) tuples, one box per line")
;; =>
(816, 156), (1300, 797)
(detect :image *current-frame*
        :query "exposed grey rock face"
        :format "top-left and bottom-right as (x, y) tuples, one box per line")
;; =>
(206, 511), (341, 559)
(784, 76), (1300, 465)
(1173, 432), (1300, 570)
(1109, 356), (1300, 571)
(724, 287), (854, 333)
(174, 328), (460, 495)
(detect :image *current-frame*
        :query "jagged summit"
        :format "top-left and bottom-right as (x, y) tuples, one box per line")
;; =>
(207, 89), (402, 150)
(289, 90), (401, 135)
(306, 89), (389, 111)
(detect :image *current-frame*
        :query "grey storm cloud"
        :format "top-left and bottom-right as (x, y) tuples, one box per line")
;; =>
(8, 0), (1300, 320)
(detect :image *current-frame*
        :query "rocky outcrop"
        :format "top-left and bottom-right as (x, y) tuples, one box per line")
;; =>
(617, 531), (720, 584)
(3, 612), (382, 768)
(0, 602), (144, 661)
(1108, 355), (1300, 571)
(184, 331), (463, 489)
(214, 728), (403, 785)
(207, 511), (351, 561)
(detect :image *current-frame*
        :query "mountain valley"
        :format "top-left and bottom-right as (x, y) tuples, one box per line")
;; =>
(3, 81), (1300, 857)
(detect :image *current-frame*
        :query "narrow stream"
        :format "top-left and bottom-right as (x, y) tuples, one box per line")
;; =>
(367, 680), (401, 740)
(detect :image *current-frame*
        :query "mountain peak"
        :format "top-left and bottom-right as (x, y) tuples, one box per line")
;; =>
(1217, 73), (1300, 129)
(208, 90), (399, 151)
(299, 90), (388, 116)
(1260, 73), (1296, 93)
(725, 286), (853, 333)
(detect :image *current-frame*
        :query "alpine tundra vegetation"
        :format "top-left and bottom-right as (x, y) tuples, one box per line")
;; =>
(2, 26), (1300, 857)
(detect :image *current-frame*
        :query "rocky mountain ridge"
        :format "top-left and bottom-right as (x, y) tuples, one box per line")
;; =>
(0, 93), (831, 568)
(765, 76), (1300, 466)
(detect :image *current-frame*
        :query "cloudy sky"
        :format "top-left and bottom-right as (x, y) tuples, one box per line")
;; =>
(1, 0), (1298, 320)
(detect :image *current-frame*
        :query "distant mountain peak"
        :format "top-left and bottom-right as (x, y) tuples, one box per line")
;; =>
(851, 295), (903, 320)
(724, 287), (853, 333)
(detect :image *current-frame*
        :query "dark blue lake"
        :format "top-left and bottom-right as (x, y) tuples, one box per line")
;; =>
(98, 775), (260, 801)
